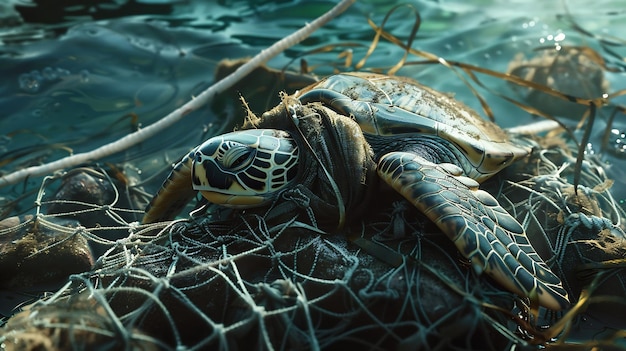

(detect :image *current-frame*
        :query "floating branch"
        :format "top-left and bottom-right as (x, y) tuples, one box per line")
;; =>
(0, 0), (355, 188)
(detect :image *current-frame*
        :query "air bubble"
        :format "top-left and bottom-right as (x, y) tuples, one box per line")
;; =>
(18, 73), (40, 93)
(80, 69), (90, 83)
(42, 66), (58, 80)
(608, 128), (626, 157)
(17, 67), (71, 93)
(583, 142), (595, 155)
(57, 68), (70, 77)
(30, 70), (43, 82)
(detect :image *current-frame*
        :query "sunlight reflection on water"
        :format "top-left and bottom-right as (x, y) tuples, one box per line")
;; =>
(1, 0), (625, 209)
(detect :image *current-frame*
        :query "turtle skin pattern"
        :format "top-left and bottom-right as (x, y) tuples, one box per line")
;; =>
(143, 156), (195, 225)
(378, 151), (569, 310)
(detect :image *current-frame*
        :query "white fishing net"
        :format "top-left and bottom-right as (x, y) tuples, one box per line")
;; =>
(1, 113), (625, 350)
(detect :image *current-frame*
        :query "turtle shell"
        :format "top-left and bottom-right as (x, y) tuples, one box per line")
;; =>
(296, 73), (530, 182)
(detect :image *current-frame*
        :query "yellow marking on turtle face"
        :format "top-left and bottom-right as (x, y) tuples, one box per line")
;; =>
(200, 190), (266, 207)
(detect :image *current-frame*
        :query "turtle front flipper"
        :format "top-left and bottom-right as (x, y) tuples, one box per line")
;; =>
(143, 155), (197, 224)
(377, 151), (570, 310)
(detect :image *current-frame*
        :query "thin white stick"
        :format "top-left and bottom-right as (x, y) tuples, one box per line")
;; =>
(507, 120), (560, 135)
(0, 0), (355, 188)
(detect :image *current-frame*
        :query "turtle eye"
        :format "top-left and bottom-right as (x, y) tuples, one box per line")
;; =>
(221, 144), (254, 170)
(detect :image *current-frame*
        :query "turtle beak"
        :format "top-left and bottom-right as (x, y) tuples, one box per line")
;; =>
(199, 190), (268, 207)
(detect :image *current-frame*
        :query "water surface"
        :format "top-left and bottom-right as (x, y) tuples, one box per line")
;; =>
(1, 0), (625, 221)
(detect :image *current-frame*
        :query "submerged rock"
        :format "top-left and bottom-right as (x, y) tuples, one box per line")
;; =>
(507, 46), (609, 119)
(43, 167), (143, 257)
(0, 215), (93, 289)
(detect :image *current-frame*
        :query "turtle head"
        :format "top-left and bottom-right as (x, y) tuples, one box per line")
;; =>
(191, 129), (299, 207)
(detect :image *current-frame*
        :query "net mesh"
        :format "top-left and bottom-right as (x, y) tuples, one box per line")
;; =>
(1, 117), (625, 350)
(2, 3), (626, 347)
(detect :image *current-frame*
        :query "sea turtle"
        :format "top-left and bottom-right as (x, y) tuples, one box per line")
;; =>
(143, 72), (570, 310)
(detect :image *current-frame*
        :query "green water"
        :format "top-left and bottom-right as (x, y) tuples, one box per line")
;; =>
(1, 0), (625, 212)
(0, 0), (625, 346)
